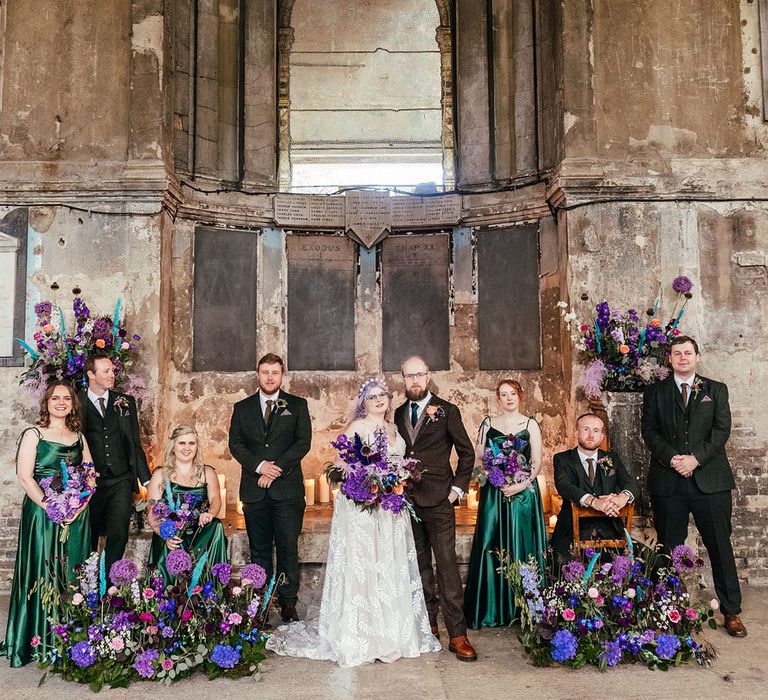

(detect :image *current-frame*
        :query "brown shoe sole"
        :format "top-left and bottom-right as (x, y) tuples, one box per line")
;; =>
(448, 643), (478, 662)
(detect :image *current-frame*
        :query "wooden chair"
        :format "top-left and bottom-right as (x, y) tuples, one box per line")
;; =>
(571, 502), (634, 554)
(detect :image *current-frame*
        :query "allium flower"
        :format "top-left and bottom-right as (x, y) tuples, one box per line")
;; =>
(71, 641), (97, 668)
(655, 634), (681, 660)
(551, 629), (578, 663)
(241, 563), (267, 588)
(672, 276), (693, 294)
(109, 559), (139, 586)
(671, 545), (702, 575)
(212, 562), (232, 585)
(166, 549), (192, 576)
(600, 640), (622, 667)
(209, 643), (241, 669)
(561, 560), (586, 583)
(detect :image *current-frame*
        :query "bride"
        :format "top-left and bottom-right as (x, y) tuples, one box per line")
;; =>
(266, 378), (440, 667)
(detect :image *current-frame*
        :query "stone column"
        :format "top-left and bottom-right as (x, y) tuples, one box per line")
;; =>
(277, 26), (295, 190)
(436, 26), (456, 190)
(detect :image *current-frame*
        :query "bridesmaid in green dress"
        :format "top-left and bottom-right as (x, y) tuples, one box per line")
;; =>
(464, 379), (547, 628)
(1, 381), (93, 667)
(146, 425), (227, 585)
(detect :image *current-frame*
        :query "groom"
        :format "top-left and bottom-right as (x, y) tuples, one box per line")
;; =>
(229, 353), (312, 623)
(395, 355), (477, 661)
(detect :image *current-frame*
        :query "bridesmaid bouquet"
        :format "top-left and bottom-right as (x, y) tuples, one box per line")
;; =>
(39, 459), (98, 542)
(151, 478), (205, 540)
(326, 429), (422, 516)
(476, 433), (533, 500)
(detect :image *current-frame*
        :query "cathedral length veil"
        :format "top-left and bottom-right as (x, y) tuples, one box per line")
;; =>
(266, 428), (440, 667)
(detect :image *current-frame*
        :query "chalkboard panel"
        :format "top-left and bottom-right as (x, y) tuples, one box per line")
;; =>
(382, 234), (450, 371)
(193, 227), (258, 371)
(287, 235), (356, 370)
(477, 226), (541, 369)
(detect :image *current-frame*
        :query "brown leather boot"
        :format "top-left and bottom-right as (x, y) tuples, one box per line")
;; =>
(723, 614), (747, 637)
(448, 635), (477, 662)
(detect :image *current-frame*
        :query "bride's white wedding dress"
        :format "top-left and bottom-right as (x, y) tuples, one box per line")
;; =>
(266, 431), (440, 667)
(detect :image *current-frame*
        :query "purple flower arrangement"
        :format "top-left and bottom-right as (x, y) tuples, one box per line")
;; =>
(558, 277), (694, 397)
(38, 552), (271, 691)
(504, 543), (717, 670)
(17, 295), (142, 399)
(326, 429), (422, 516)
(475, 433), (533, 499)
(151, 480), (205, 540)
(39, 459), (98, 542)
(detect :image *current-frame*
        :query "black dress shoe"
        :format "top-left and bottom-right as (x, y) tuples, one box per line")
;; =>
(280, 604), (299, 623)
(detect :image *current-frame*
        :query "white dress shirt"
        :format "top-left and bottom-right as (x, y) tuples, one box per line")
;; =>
(87, 388), (110, 415)
(576, 448), (634, 507)
(256, 390), (280, 475)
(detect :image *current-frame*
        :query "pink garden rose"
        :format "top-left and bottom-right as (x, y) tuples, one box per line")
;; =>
(685, 608), (698, 620)
(71, 592), (84, 605)
(161, 658), (174, 671)
(142, 588), (155, 600)
(562, 608), (576, 621)
(110, 637), (125, 651)
(30, 636), (41, 648)
(587, 587), (599, 599)
(668, 609), (682, 623)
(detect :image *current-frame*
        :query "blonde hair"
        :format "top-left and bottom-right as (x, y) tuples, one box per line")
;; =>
(163, 425), (206, 485)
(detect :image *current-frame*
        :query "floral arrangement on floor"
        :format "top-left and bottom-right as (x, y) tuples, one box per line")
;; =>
(16, 294), (143, 399)
(152, 478), (205, 540)
(36, 553), (271, 692)
(474, 432), (532, 500)
(326, 429), (422, 516)
(504, 542), (717, 670)
(40, 459), (98, 542)
(557, 276), (694, 397)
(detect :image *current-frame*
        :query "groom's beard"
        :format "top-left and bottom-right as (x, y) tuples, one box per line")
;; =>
(405, 386), (429, 402)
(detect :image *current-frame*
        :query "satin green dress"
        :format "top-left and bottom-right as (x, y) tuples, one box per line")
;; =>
(464, 421), (547, 628)
(1, 429), (91, 667)
(147, 479), (228, 586)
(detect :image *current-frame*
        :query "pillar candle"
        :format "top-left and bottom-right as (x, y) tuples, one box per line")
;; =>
(549, 514), (558, 529)
(536, 474), (550, 512)
(318, 476), (330, 503)
(304, 478), (315, 506)
(217, 473), (227, 519)
(467, 490), (478, 510)
(236, 500), (244, 515)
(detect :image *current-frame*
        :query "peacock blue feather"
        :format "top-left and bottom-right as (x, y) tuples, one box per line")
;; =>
(14, 338), (40, 361)
(187, 550), (209, 597)
(58, 306), (72, 361)
(60, 459), (69, 487)
(624, 528), (634, 561)
(260, 574), (277, 614)
(112, 298), (122, 339)
(164, 475), (176, 511)
(99, 550), (106, 597)
(594, 321), (602, 354)
(583, 551), (601, 583)
(638, 328), (646, 354)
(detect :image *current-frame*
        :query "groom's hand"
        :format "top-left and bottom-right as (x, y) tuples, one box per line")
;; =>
(260, 461), (282, 479)
(258, 475), (275, 488)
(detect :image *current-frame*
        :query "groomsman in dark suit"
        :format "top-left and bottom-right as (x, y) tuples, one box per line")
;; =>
(551, 413), (638, 564)
(395, 355), (477, 662)
(80, 353), (151, 573)
(642, 335), (746, 637)
(228, 353), (312, 623)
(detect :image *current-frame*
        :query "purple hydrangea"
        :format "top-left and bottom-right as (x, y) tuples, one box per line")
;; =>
(672, 276), (693, 294)
(212, 562), (232, 585)
(551, 629), (578, 663)
(109, 559), (139, 586)
(655, 633), (681, 660)
(600, 640), (622, 667)
(133, 648), (160, 678)
(71, 640), (97, 668)
(561, 560), (586, 583)
(487, 467), (506, 488)
(159, 520), (178, 540)
(241, 563), (267, 588)
(209, 643), (241, 669)
(166, 549), (192, 576)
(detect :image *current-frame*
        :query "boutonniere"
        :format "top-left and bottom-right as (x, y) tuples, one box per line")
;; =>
(425, 405), (446, 423)
(112, 396), (130, 416)
(690, 377), (706, 399)
(597, 456), (615, 477)
(274, 398), (288, 412)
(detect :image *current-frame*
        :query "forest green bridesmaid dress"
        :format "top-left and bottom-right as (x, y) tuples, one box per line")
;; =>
(463, 420), (547, 628)
(1, 429), (91, 667)
(147, 478), (228, 586)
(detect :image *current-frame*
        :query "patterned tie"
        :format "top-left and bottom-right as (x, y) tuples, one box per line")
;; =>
(681, 382), (689, 407)
(264, 398), (274, 423)
(98, 397), (106, 417)
(410, 402), (419, 428)
(586, 457), (595, 487)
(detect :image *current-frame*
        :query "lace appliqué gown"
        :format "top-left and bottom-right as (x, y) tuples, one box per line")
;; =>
(266, 432), (440, 667)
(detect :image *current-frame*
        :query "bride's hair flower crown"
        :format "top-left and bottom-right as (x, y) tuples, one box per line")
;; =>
(358, 377), (385, 397)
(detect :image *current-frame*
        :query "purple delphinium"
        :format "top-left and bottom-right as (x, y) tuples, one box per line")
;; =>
(165, 549), (192, 576)
(561, 560), (586, 583)
(212, 562), (232, 585)
(209, 643), (241, 669)
(655, 633), (681, 660)
(133, 648), (160, 678)
(71, 641), (97, 668)
(600, 640), (622, 667)
(241, 563), (267, 588)
(551, 629), (578, 663)
(109, 559), (139, 586)
(672, 276), (693, 294)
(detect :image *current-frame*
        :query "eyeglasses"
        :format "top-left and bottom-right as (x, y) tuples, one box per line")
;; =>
(365, 392), (388, 402)
(403, 371), (428, 380)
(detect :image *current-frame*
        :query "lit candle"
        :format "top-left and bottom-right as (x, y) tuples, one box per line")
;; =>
(549, 514), (558, 529)
(236, 500), (243, 515)
(467, 490), (478, 510)
(304, 478), (315, 506)
(536, 474), (550, 512)
(318, 476), (330, 503)
(217, 473), (227, 519)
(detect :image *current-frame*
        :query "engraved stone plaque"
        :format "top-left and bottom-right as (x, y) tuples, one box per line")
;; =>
(274, 194), (345, 229)
(391, 194), (462, 228)
(345, 191), (392, 248)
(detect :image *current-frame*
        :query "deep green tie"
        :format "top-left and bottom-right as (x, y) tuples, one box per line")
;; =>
(410, 402), (419, 428)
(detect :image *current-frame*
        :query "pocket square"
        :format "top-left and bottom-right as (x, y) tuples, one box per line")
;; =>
(700, 395), (713, 402)
(280, 409), (293, 416)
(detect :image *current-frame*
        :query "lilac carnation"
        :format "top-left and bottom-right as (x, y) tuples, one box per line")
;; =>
(561, 560), (586, 583)
(109, 559), (139, 586)
(551, 629), (578, 663)
(212, 562), (232, 585)
(655, 633), (681, 660)
(71, 640), (97, 668)
(241, 563), (267, 588)
(166, 549), (192, 576)
(600, 640), (622, 667)
(672, 276), (693, 294)
(209, 643), (241, 669)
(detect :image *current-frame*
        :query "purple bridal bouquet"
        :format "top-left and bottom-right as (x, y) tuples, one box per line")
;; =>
(326, 429), (422, 516)
(39, 459), (98, 541)
(151, 478), (205, 540)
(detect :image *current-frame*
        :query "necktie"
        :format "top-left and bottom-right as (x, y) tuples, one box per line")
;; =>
(98, 397), (106, 417)
(586, 457), (595, 487)
(264, 399), (274, 423)
(681, 382), (689, 407)
(410, 402), (419, 428)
